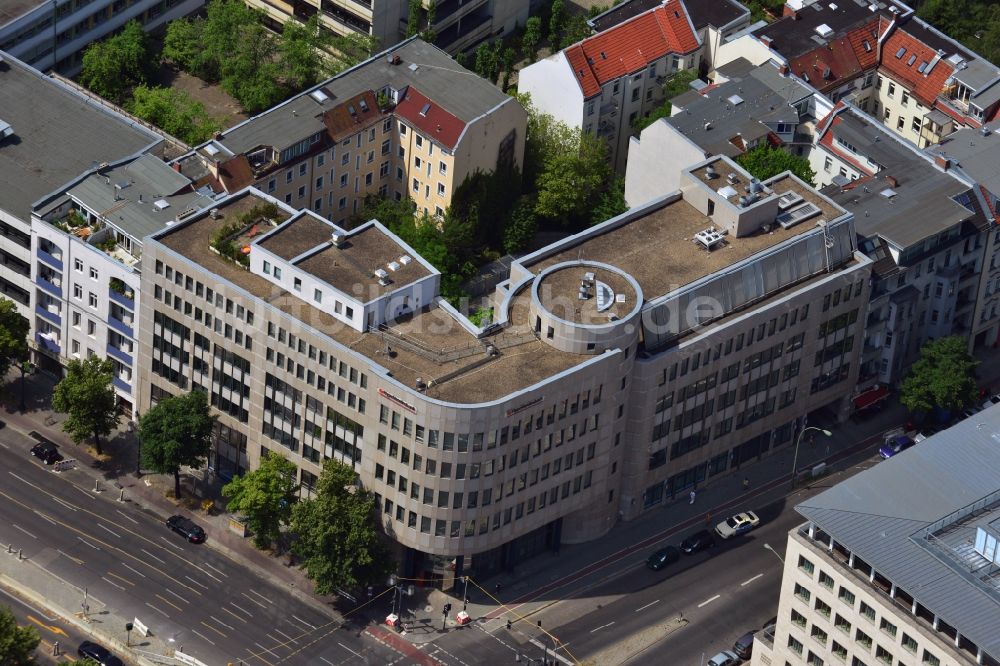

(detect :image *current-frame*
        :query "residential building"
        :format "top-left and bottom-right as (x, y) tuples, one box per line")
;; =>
(173, 38), (525, 225)
(134, 150), (871, 585)
(245, 0), (527, 56)
(0, 51), (160, 362)
(754, 404), (1000, 666)
(517, 0), (702, 174)
(0, 0), (202, 75)
(624, 57), (820, 206)
(31, 154), (216, 416)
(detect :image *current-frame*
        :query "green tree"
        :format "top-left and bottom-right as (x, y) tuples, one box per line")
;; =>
(560, 13), (591, 49)
(632, 69), (698, 133)
(221, 22), (284, 113)
(279, 15), (329, 91)
(421, 1), (437, 43)
(329, 33), (380, 72)
(129, 86), (222, 145)
(0, 297), (28, 379)
(522, 16), (542, 63)
(291, 459), (393, 594)
(500, 47), (517, 91)
(474, 40), (501, 83)
(591, 177), (628, 225)
(405, 0), (422, 37)
(139, 390), (216, 498)
(502, 195), (538, 253)
(900, 336), (980, 413)
(736, 145), (816, 185)
(530, 117), (611, 224)
(201, 0), (265, 80)
(0, 606), (40, 666)
(52, 356), (119, 456)
(548, 0), (565, 41)
(162, 17), (206, 74)
(222, 451), (299, 550)
(80, 19), (154, 103)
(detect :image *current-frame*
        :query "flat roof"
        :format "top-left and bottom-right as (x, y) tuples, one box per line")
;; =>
(0, 0), (43, 26)
(590, 0), (748, 33)
(537, 265), (636, 324)
(928, 124), (1000, 200)
(0, 55), (158, 221)
(754, 0), (897, 59)
(257, 213), (334, 261)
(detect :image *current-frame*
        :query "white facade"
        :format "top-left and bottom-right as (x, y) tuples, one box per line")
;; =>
(0, 207), (34, 320)
(516, 52), (585, 129)
(624, 119), (707, 207)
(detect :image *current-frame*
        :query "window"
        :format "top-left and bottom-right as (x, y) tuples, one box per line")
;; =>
(824, 156), (832, 172)
(791, 609), (807, 627)
(315, 176), (323, 190)
(837, 587), (855, 606)
(415, 135), (423, 148)
(807, 652), (825, 666)
(855, 628), (872, 649)
(819, 571), (834, 588)
(437, 183), (445, 196)
(859, 601), (875, 621)
(788, 636), (804, 655)
(87, 319), (96, 336)
(896, 116), (905, 131)
(878, 618), (896, 638)
(74, 258), (83, 272)
(815, 598), (831, 618)
(88, 292), (97, 308)
(439, 161), (447, 175)
(293, 277), (301, 292)
(832, 641), (848, 661)
(299, 163), (307, 176)
(798, 555), (815, 575)
(811, 625), (829, 645)
(887, 82), (896, 98)
(901, 91), (909, 106)
(911, 116), (921, 133)
(313, 289), (322, 303)
(875, 646), (892, 664)
(901, 633), (917, 653)
(835, 614), (852, 635)
(89, 267), (98, 280)
(794, 583), (811, 603)
(921, 651), (940, 666)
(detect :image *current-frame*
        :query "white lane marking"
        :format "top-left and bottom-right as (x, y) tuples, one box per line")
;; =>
(144, 602), (169, 618)
(221, 606), (247, 623)
(320, 657), (337, 666)
(56, 549), (83, 565)
(140, 548), (165, 564)
(241, 592), (268, 609)
(115, 509), (139, 525)
(698, 594), (721, 608)
(290, 614), (316, 630)
(51, 496), (78, 512)
(33, 511), (57, 525)
(337, 643), (364, 659)
(121, 562), (147, 578)
(634, 599), (660, 613)
(254, 642), (281, 659)
(741, 573), (764, 587)
(73, 485), (93, 499)
(247, 589), (271, 604)
(204, 561), (228, 577)
(77, 537), (100, 550)
(97, 523), (121, 539)
(12, 524), (38, 539)
(159, 536), (184, 552)
(272, 628), (298, 644)
(164, 587), (189, 605)
(229, 601), (253, 617)
(200, 567), (223, 583)
(589, 622), (615, 634)
(192, 629), (216, 646)
(0, 440), (8, 449)
(102, 576), (126, 591)
(185, 575), (209, 590)
(210, 615), (235, 632)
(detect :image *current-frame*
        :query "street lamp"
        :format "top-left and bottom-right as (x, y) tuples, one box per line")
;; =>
(790, 426), (832, 489)
(763, 542), (785, 564)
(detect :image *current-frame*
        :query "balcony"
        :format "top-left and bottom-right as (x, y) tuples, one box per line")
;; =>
(433, 0), (487, 30)
(106, 343), (133, 366)
(35, 305), (61, 327)
(112, 376), (133, 394)
(435, 10), (492, 52)
(108, 287), (135, 310)
(35, 332), (60, 355)
(37, 276), (62, 298)
(107, 315), (134, 338)
(36, 247), (63, 271)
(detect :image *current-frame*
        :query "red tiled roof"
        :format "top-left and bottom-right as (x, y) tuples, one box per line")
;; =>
(846, 19), (881, 70)
(565, 0), (700, 98)
(217, 154), (254, 193)
(790, 39), (863, 92)
(878, 28), (954, 107)
(394, 87), (466, 151)
(322, 91), (381, 143)
(980, 185), (998, 224)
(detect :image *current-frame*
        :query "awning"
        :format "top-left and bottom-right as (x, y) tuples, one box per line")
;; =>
(853, 385), (890, 410)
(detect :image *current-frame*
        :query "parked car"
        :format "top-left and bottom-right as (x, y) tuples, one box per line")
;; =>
(680, 529), (716, 554)
(646, 545), (680, 571)
(29, 440), (62, 465)
(706, 649), (741, 666)
(733, 629), (758, 660)
(78, 640), (124, 666)
(166, 515), (206, 543)
(879, 435), (915, 459)
(714, 511), (761, 539)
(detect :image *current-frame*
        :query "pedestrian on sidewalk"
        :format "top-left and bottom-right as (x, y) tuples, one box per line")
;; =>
(704, 511), (712, 526)
(743, 477), (750, 492)
(689, 489), (696, 504)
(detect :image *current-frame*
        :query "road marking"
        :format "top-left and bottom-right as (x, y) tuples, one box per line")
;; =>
(26, 615), (68, 637)
(104, 571), (134, 587)
(163, 587), (189, 605)
(254, 642), (282, 660)
(200, 567), (223, 583)
(337, 642), (364, 659)
(12, 524), (37, 539)
(589, 622), (615, 633)
(141, 548), (166, 564)
(97, 523), (121, 539)
(319, 657), (337, 666)
(102, 576), (126, 591)
(204, 561), (228, 577)
(272, 628), (297, 644)
(159, 536), (184, 552)
(144, 602), (169, 618)
(741, 573), (764, 587)
(698, 594), (721, 608)
(121, 562), (146, 578)
(247, 589), (272, 605)
(210, 615), (235, 631)
(155, 594), (184, 613)
(185, 575), (209, 590)
(634, 599), (660, 613)
(200, 620), (228, 638)
(242, 592), (268, 609)
(33, 510), (57, 525)
(77, 536), (100, 550)
(192, 629), (216, 646)
(115, 509), (139, 525)
(51, 496), (78, 512)
(290, 614), (315, 630)
(73, 484), (93, 499)
(221, 606), (247, 623)
(229, 601), (253, 617)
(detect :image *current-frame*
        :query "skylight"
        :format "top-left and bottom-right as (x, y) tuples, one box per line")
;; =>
(419, 103), (431, 117)
(895, 47), (906, 59)
(907, 54), (917, 66)
(918, 61), (928, 73)
(863, 40), (872, 52)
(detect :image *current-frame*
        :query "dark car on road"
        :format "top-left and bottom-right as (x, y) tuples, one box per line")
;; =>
(879, 434), (915, 459)
(646, 545), (680, 571)
(78, 640), (124, 666)
(733, 629), (757, 659)
(166, 515), (206, 543)
(680, 529), (716, 554)
(29, 440), (62, 465)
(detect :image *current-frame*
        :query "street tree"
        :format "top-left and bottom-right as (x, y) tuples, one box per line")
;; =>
(139, 390), (215, 499)
(291, 459), (393, 594)
(52, 356), (119, 456)
(0, 606), (40, 665)
(80, 20), (154, 103)
(0, 297), (28, 378)
(129, 86), (222, 145)
(900, 336), (980, 414)
(522, 17), (542, 63)
(222, 451), (299, 550)
(736, 145), (816, 186)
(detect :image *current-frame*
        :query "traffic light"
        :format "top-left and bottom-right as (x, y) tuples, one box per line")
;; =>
(506, 619), (512, 630)
(443, 603), (452, 614)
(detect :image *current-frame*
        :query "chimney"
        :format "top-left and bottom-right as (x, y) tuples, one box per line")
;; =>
(172, 163), (182, 173)
(885, 175), (899, 188)
(207, 159), (221, 180)
(783, 4), (797, 17)
(759, 36), (773, 48)
(934, 154), (950, 170)
(778, 63), (790, 76)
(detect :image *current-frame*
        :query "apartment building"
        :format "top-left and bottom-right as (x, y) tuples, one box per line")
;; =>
(31, 154), (216, 416)
(174, 38), (525, 224)
(517, 0), (702, 174)
(754, 404), (1000, 666)
(134, 148), (870, 584)
(0, 52), (160, 356)
(245, 0), (527, 55)
(0, 0), (202, 75)
(809, 104), (1000, 387)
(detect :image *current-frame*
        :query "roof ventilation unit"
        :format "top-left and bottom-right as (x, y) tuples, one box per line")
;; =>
(309, 89), (329, 103)
(0, 119), (12, 141)
(749, 178), (764, 194)
(777, 191), (804, 210)
(209, 208), (221, 219)
(694, 228), (726, 250)
(815, 23), (833, 38)
(705, 165), (718, 179)
(727, 172), (740, 185)
(775, 202), (821, 229)
(387, 261), (401, 272)
(332, 232), (346, 247)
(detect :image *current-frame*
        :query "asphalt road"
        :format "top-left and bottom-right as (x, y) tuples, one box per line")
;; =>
(0, 427), (400, 666)
(1, 585), (88, 664)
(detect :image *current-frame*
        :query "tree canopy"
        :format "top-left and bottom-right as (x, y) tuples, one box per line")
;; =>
(80, 20), (154, 103)
(632, 69), (698, 134)
(899, 336), (980, 413)
(52, 356), (119, 456)
(736, 145), (816, 186)
(0, 606), (39, 666)
(290, 459), (393, 595)
(0, 297), (28, 379)
(918, 0), (1000, 68)
(222, 451), (299, 550)
(129, 86), (222, 145)
(139, 390), (216, 498)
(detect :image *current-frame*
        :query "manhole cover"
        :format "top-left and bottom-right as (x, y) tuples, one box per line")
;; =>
(424, 605), (434, 613)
